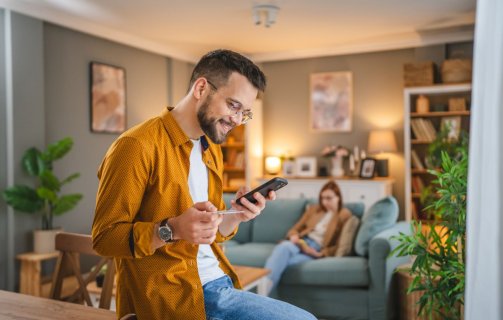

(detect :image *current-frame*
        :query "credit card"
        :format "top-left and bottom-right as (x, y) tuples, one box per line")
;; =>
(215, 209), (244, 215)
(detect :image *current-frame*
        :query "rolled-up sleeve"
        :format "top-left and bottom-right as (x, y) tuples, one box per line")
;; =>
(92, 136), (154, 258)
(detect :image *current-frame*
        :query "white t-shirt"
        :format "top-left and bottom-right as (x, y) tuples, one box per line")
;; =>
(308, 211), (334, 246)
(188, 139), (226, 286)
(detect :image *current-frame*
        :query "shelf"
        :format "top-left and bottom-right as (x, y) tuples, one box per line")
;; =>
(411, 111), (470, 117)
(411, 140), (433, 144)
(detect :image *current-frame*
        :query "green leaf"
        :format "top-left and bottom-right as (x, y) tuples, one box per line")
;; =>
(53, 194), (83, 215)
(2, 185), (43, 213)
(22, 148), (42, 176)
(44, 137), (73, 162)
(36, 187), (57, 203)
(39, 170), (61, 191)
(61, 173), (80, 186)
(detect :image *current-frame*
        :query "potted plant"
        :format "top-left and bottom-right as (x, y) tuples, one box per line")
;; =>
(392, 138), (468, 319)
(2, 137), (83, 253)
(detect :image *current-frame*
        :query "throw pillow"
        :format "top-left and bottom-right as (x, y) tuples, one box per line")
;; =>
(354, 196), (399, 256)
(335, 215), (360, 257)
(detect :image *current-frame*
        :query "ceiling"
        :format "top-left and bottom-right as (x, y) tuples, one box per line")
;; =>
(1, 0), (476, 62)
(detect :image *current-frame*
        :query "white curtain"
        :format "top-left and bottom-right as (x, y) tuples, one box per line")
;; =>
(466, 0), (503, 319)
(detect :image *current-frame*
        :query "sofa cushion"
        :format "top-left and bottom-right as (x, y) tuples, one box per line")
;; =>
(252, 199), (307, 243)
(335, 215), (360, 257)
(305, 198), (365, 219)
(225, 243), (276, 267)
(354, 196), (399, 256)
(281, 257), (369, 287)
(223, 193), (252, 243)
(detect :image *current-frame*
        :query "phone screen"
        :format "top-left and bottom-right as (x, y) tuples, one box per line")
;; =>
(236, 177), (288, 205)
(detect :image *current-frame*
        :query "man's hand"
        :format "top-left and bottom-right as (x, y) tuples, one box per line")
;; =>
(218, 186), (276, 237)
(164, 201), (222, 245)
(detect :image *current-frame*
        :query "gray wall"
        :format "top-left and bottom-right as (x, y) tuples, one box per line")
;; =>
(0, 9), (6, 291)
(0, 11), (46, 290)
(44, 23), (169, 235)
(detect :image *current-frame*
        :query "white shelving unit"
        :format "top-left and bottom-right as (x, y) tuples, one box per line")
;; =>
(403, 83), (472, 221)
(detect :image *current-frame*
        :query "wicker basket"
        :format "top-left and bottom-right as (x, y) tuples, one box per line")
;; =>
(403, 61), (435, 87)
(441, 59), (472, 84)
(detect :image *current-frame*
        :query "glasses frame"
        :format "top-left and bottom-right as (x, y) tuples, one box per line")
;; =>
(206, 79), (253, 124)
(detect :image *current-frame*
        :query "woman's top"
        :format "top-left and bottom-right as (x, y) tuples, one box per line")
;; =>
(286, 204), (353, 256)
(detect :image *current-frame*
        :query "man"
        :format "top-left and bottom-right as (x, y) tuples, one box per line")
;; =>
(92, 50), (316, 320)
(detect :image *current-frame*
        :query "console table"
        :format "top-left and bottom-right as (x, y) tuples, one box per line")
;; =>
(258, 176), (394, 211)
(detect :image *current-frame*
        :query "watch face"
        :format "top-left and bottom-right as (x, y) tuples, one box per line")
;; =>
(159, 226), (172, 242)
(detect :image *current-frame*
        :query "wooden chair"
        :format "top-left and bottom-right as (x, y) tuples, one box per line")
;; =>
(50, 232), (116, 309)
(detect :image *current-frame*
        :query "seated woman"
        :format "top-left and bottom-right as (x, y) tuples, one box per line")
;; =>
(264, 180), (354, 295)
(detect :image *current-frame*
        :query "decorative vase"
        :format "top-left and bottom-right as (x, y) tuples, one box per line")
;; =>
(330, 156), (344, 177)
(33, 228), (62, 253)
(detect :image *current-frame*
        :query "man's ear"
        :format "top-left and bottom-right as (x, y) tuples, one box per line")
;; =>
(192, 78), (208, 100)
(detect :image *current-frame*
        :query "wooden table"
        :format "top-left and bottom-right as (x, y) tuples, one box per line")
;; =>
(234, 265), (270, 295)
(0, 290), (115, 319)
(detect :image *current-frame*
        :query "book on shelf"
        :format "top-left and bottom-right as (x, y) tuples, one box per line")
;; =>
(411, 176), (425, 193)
(233, 152), (245, 169)
(411, 201), (418, 220)
(411, 118), (437, 141)
(411, 150), (425, 169)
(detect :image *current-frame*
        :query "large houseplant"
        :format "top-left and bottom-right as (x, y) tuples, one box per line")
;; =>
(2, 137), (83, 252)
(392, 137), (468, 319)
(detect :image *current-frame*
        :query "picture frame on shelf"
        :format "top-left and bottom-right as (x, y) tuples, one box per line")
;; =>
(309, 71), (353, 132)
(441, 116), (462, 141)
(359, 158), (376, 179)
(295, 157), (317, 177)
(90, 62), (127, 134)
(282, 160), (296, 177)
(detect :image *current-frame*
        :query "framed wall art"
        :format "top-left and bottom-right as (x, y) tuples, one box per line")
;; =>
(90, 62), (127, 133)
(309, 71), (353, 132)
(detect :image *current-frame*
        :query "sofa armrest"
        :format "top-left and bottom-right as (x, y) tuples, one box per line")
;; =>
(368, 221), (411, 320)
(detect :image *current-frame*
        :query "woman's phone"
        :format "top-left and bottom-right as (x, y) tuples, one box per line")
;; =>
(236, 177), (288, 206)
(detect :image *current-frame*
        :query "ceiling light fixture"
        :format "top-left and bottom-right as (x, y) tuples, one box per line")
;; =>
(252, 4), (280, 28)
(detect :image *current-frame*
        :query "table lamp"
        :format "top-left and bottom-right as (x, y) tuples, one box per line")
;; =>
(367, 130), (397, 177)
(265, 156), (282, 175)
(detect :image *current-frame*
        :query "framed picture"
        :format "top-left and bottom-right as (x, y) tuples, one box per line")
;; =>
(441, 116), (461, 141)
(359, 158), (376, 179)
(295, 157), (317, 177)
(90, 62), (127, 133)
(282, 160), (296, 177)
(309, 71), (353, 132)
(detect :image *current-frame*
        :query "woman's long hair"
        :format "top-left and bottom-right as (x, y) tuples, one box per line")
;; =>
(318, 180), (343, 213)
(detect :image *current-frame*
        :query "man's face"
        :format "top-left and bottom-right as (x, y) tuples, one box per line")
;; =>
(197, 72), (258, 144)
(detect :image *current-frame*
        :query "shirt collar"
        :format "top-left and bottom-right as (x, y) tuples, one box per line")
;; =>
(161, 107), (210, 151)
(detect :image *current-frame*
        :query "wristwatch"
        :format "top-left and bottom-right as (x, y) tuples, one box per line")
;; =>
(158, 218), (175, 243)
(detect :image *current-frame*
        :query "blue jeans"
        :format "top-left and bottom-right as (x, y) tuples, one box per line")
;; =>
(264, 237), (321, 291)
(203, 275), (317, 320)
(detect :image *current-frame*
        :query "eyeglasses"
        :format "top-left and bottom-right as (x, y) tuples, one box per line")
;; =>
(206, 79), (253, 124)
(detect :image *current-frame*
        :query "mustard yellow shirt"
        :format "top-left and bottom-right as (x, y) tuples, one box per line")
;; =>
(92, 107), (240, 319)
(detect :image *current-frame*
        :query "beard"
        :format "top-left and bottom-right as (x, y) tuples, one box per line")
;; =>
(197, 96), (233, 144)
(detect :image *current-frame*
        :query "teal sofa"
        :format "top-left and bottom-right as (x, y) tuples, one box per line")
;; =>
(223, 196), (410, 320)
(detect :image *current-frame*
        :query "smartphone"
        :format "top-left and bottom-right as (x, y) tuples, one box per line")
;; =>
(236, 177), (288, 206)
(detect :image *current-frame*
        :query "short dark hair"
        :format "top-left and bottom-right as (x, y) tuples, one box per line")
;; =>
(188, 49), (266, 92)
(318, 180), (343, 213)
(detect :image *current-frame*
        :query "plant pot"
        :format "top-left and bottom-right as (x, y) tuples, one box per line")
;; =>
(33, 228), (62, 254)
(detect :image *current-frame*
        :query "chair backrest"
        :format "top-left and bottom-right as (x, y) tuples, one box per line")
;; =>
(50, 232), (116, 310)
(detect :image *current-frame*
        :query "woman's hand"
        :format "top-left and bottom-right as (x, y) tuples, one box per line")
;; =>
(289, 234), (300, 244)
(299, 243), (323, 258)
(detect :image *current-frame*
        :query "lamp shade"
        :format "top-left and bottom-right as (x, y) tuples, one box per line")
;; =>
(265, 156), (281, 175)
(368, 130), (397, 154)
